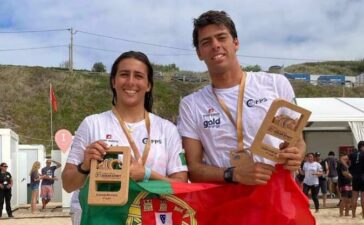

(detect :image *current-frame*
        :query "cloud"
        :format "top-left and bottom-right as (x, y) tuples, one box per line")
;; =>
(0, 0), (363, 72)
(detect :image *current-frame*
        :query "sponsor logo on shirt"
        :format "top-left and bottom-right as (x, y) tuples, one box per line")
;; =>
(246, 98), (268, 107)
(100, 138), (119, 147)
(142, 138), (162, 144)
(202, 107), (221, 128)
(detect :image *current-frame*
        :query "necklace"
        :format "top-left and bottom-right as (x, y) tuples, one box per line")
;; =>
(125, 122), (134, 133)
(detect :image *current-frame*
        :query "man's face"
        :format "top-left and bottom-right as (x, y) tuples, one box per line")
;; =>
(315, 155), (320, 161)
(46, 160), (51, 166)
(196, 24), (239, 73)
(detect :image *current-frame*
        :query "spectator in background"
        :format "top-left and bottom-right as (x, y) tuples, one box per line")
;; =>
(296, 155), (307, 190)
(301, 153), (322, 213)
(0, 162), (13, 218)
(40, 159), (61, 211)
(315, 152), (329, 208)
(337, 154), (352, 217)
(349, 141), (364, 218)
(326, 151), (339, 199)
(30, 161), (44, 213)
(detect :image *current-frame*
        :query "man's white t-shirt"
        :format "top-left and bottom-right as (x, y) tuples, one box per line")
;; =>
(302, 162), (322, 186)
(67, 110), (187, 176)
(177, 72), (296, 168)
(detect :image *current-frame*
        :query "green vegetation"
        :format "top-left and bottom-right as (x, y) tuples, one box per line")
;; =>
(0, 65), (204, 152)
(285, 60), (364, 76)
(92, 62), (107, 72)
(0, 60), (363, 153)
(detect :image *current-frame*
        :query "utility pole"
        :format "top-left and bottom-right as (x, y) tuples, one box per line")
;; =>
(69, 28), (74, 73)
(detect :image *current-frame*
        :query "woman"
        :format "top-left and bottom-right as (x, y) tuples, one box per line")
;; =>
(337, 154), (352, 217)
(62, 51), (187, 224)
(301, 153), (322, 213)
(0, 162), (13, 218)
(30, 161), (43, 213)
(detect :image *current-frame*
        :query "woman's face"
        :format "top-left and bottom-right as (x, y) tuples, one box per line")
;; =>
(112, 58), (150, 110)
(307, 154), (314, 162)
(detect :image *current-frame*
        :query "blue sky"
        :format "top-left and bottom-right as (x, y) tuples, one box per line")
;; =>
(0, 0), (363, 72)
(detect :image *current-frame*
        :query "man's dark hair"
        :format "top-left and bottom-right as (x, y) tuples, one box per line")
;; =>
(109, 51), (153, 112)
(328, 151), (335, 156)
(192, 10), (238, 48)
(358, 141), (364, 151)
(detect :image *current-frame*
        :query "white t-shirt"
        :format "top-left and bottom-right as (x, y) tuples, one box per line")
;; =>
(302, 161), (322, 186)
(67, 110), (187, 176)
(70, 190), (81, 211)
(177, 72), (296, 168)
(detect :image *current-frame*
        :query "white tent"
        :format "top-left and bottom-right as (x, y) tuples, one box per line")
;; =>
(296, 98), (364, 156)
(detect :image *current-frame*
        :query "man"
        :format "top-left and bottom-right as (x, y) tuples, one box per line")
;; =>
(326, 151), (339, 199)
(315, 152), (329, 208)
(177, 10), (305, 185)
(0, 162), (13, 218)
(349, 141), (364, 218)
(40, 159), (61, 210)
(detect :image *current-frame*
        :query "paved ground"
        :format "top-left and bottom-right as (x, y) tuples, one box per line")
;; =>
(0, 200), (362, 225)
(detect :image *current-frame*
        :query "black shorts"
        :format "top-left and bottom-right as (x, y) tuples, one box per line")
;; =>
(319, 178), (328, 194)
(352, 174), (364, 192)
(341, 190), (352, 198)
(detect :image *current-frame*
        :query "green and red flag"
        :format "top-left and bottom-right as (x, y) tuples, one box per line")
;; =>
(79, 165), (315, 225)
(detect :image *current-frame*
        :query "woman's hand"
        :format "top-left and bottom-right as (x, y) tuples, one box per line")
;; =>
(83, 140), (109, 171)
(129, 158), (145, 182)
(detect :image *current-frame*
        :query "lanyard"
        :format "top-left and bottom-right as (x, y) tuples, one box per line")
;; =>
(112, 107), (151, 165)
(212, 72), (247, 151)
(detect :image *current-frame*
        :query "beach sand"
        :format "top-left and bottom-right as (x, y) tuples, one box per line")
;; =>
(0, 208), (362, 225)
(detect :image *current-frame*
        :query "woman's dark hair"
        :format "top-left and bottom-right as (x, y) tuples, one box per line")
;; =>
(109, 51), (153, 112)
(192, 10), (238, 48)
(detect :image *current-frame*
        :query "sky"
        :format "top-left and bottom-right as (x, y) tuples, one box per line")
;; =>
(0, 0), (363, 72)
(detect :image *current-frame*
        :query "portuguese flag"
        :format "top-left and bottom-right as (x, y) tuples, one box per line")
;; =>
(79, 165), (315, 225)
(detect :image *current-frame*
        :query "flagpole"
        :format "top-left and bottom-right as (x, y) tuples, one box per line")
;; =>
(50, 83), (54, 151)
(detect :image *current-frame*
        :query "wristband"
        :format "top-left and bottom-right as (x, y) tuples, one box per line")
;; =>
(77, 162), (90, 175)
(143, 166), (151, 182)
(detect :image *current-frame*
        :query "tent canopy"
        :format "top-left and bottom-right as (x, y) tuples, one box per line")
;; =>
(296, 98), (364, 144)
(296, 98), (364, 122)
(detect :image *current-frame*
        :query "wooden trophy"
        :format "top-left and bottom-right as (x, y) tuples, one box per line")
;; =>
(250, 99), (311, 163)
(88, 146), (131, 206)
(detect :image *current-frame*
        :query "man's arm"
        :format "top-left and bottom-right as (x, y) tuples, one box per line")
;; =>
(52, 160), (62, 169)
(183, 137), (225, 183)
(183, 137), (275, 185)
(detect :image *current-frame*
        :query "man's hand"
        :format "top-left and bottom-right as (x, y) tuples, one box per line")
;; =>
(277, 141), (304, 171)
(233, 162), (275, 185)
